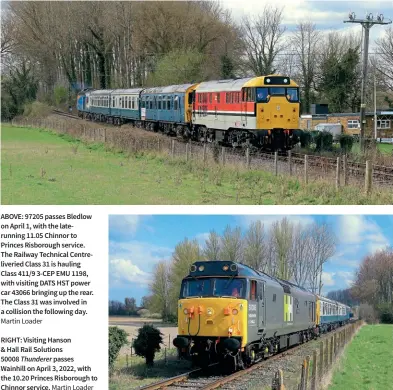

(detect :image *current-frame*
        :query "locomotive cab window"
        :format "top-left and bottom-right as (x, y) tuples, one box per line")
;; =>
(269, 87), (286, 96)
(256, 88), (268, 103)
(180, 277), (246, 299)
(286, 88), (299, 102)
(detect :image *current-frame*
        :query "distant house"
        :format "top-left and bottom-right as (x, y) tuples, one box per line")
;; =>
(299, 110), (393, 138)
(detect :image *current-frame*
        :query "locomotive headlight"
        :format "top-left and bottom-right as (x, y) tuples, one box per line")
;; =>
(207, 308), (214, 316)
(183, 308), (188, 315)
(223, 265), (229, 271)
(198, 265), (205, 271)
(232, 309), (238, 315)
(266, 78), (271, 83)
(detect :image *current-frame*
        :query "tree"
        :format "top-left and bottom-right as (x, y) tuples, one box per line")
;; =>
(147, 48), (206, 86)
(220, 225), (242, 262)
(124, 297), (137, 315)
(133, 324), (163, 365)
(241, 5), (286, 75)
(140, 295), (153, 309)
(317, 33), (361, 112)
(290, 224), (312, 288)
(291, 22), (321, 114)
(374, 27), (393, 91)
(308, 223), (336, 294)
(243, 221), (266, 271)
(149, 261), (172, 321)
(203, 230), (221, 261)
(271, 218), (294, 280)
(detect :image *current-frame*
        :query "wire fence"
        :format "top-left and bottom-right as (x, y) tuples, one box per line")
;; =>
(271, 321), (363, 390)
(10, 118), (393, 191)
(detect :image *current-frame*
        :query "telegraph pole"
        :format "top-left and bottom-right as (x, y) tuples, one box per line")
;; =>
(344, 12), (391, 150)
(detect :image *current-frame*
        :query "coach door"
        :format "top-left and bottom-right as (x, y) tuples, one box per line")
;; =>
(241, 88), (247, 127)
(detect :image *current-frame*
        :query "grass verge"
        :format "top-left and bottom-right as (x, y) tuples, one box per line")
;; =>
(2, 125), (393, 204)
(109, 349), (190, 390)
(328, 324), (393, 390)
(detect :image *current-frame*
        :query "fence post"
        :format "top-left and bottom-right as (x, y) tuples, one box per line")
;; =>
(203, 143), (207, 164)
(221, 147), (225, 166)
(164, 347), (167, 364)
(288, 150), (292, 176)
(365, 160), (372, 194)
(171, 140), (175, 158)
(305, 356), (310, 390)
(329, 336), (334, 367)
(274, 151), (278, 176)
(157, 138), (160, 152)
(311, 350), (317, 390)
(304, 155), (308, 184)
(186, 143), (189, 162)
(319, 341), (324, 376)
(272, 369), (284, 390)
(246, 147), (250, 169)
(336, 157), (340, 189)
(299, 358), (307, 390)
(343, 154), (348, 186)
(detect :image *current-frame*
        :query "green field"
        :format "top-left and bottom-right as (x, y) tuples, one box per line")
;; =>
(329, 325), (393, 390)
(2, 125), (393, 205)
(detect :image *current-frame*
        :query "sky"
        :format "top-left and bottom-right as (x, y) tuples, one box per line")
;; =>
(223, 0), (392, 49)
(108, 214), (393, 305)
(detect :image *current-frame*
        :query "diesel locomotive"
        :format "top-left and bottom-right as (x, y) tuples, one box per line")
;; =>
(172, 261), (351, 371)
(76, 75), (300, 151)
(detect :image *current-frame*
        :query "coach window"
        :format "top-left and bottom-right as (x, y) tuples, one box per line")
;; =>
(250, 280), (257, 301)
(217, 93), (220, 103)
(128, 96), (131, 109)
(174, 97), (178, 110)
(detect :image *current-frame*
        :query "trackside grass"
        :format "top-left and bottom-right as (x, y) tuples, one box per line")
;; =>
(2, 125), (393, 204)
(328, 324), (393, 390)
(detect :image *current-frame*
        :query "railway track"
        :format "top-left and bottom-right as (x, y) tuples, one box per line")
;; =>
(137, 324), (354, 390)
(51, 109), (393, 183)
(52, 109), (80, 120)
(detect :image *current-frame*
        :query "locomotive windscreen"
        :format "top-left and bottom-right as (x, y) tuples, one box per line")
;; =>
(180, 277), (246, 299)
(264, 76), (291, 85)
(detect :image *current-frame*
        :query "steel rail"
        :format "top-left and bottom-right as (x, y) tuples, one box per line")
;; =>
(137, 367), (204, 390)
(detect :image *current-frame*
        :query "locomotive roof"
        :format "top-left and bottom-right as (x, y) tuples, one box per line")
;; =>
(196, 75), (297, 92)
(187, 261), (314, 296)
(143, 84), (195, 94)
(196, 78), (253, 92)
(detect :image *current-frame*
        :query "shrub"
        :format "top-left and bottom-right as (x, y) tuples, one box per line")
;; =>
(338, 134), (354, 153)
(315, 131), (333, 151)
(377, 303), (393, 324)
(54, 85), (68, 105)
(137, 308), (150, 317)
(23, 101), (51, 118)
(109, 326), (128, 373)
(299, 131), (313, 148)
(133, 324), (163, 365)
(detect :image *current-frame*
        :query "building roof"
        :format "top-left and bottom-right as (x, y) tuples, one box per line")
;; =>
(301, 110), (393, 119)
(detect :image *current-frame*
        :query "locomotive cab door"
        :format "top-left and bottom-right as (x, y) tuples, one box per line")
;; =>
(257, 281), (265, 333)
(241, 88), (247, 127)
